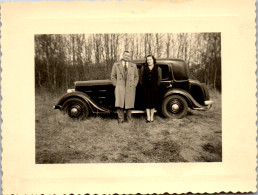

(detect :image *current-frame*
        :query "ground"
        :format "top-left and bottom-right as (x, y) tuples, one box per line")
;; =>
(35, 89), (221, 163)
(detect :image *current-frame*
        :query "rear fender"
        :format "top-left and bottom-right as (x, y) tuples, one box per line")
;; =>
(55, 91), (110, 114)
(164, 89), (209, 110)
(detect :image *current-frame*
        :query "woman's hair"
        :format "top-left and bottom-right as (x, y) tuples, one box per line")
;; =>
(145, 55), (156, 66)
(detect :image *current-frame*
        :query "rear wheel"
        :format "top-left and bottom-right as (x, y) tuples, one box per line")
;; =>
(62, 98), (89, 119)
(162, 95), (188, 119)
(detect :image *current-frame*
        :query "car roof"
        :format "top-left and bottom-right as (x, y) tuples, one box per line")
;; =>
(132, 58), (185, 65)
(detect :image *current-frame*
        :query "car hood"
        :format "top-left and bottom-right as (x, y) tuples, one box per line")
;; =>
(74, 80), (113, 87)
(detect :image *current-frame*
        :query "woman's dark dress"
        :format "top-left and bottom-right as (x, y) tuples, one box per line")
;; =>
(141, 65), (161, 109)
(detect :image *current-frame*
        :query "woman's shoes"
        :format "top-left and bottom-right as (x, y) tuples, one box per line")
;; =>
(146, 119), (154, 123)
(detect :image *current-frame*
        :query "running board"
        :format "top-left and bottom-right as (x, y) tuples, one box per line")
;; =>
(102, 109), (158, 114)
(131, 110), (157, 114)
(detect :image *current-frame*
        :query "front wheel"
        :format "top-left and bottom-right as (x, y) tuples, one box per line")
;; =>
(161, 95), (188, 119)
(62, 98), (89, 120)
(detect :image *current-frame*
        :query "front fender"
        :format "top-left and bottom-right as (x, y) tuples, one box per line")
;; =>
(164, 89), (210, 110)
(54, 91), (110, 113)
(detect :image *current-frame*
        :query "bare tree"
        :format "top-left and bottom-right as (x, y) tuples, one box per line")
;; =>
(166, 33), (171, 58)
(93, 34), (103, 64)
(155, 33), (164, 58)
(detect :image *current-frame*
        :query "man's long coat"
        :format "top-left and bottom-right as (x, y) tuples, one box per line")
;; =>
(111, 61), (139, 109)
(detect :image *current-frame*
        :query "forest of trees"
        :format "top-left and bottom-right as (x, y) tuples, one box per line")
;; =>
(35, 33), (221, 92)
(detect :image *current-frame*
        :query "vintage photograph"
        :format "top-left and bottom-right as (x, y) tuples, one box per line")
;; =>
(2, 0), (256, 194)
(35, 33), (222, 163)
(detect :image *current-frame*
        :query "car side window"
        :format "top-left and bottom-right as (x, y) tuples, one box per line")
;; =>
(158, 65), (169, 80)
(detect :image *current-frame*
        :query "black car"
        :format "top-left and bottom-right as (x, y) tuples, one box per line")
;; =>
(54, 59), (213, 119)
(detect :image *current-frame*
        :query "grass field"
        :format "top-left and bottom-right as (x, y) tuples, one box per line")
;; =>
(35, 89), (222, 163)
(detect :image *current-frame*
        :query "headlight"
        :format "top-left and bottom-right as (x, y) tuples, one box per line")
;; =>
(67, 89), (75, 93)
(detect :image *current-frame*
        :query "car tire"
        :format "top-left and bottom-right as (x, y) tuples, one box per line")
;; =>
(161, 95), (188, 119)
(62, 97), (89, 120)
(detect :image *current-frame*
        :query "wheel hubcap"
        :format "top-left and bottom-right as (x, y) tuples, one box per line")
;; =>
(71, 107), (79, 115)
(171, 104), (179, 111)
(68, 104), (83, 118)
(168, 100), (182, 114)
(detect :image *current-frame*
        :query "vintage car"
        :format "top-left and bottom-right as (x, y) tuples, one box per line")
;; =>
(54, 59), (213, 119)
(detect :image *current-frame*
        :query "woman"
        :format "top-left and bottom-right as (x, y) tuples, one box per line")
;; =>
(140, 55), (162, 122)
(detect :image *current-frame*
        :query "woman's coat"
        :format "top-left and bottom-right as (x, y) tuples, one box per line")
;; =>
(111, 61), (139, 109)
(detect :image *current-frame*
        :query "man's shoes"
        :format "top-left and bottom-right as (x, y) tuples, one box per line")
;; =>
(118, 120), (124, 124)
(124, 118), (132, 123)
(146, 119), (150, 123)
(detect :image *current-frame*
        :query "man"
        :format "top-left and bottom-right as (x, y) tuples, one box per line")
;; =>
(111, 51), (139, 123)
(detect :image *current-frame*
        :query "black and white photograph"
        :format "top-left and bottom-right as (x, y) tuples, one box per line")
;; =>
(35, 33), (222, 163)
